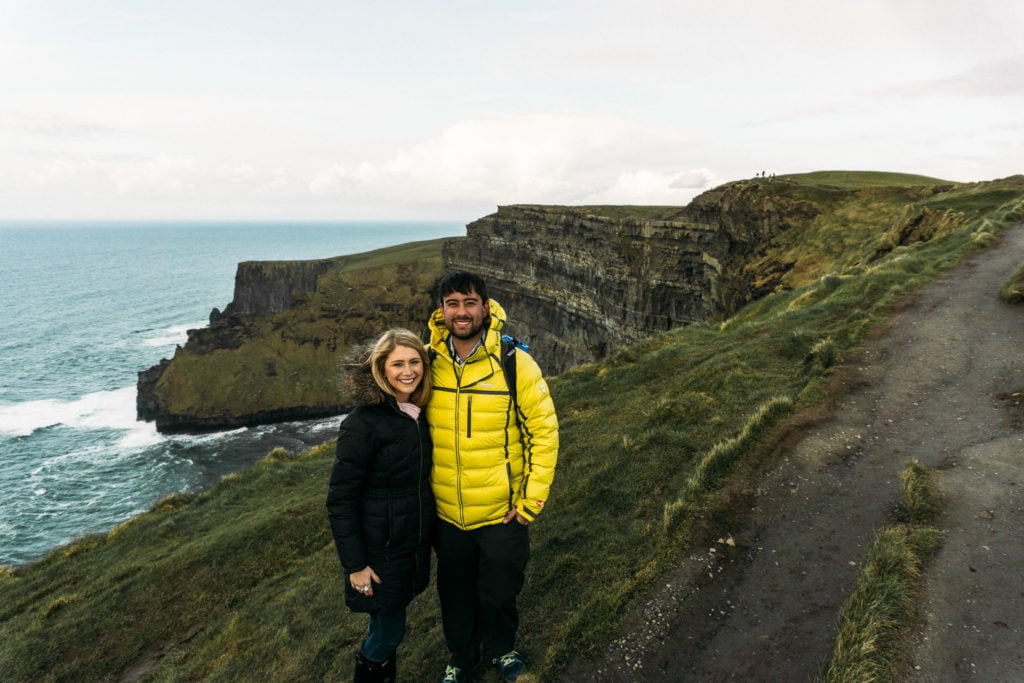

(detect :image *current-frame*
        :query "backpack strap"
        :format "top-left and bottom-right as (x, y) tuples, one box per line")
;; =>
(500, 336), (517, 408)
(500, 334), (529, 414)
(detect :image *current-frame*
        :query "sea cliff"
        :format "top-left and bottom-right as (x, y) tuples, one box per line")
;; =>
(137, 175), (967, 432)
(445, 181), (823, 373)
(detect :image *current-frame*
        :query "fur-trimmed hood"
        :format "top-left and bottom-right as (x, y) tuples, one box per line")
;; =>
(340, 344), (389, 407)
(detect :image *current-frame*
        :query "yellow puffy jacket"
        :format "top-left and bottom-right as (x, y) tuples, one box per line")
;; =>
(426, 299), (559, 530)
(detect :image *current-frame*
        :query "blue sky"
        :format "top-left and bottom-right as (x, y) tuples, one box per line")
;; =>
(1, 0), (1021, 221)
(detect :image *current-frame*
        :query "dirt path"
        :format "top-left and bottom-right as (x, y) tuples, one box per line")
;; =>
(564, 224), (1024, 682)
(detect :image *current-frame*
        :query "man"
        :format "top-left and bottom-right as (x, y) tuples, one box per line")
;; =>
(426, 271), (559, 683)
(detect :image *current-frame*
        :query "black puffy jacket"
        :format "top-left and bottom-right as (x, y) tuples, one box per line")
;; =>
(326, 363), (434, 614)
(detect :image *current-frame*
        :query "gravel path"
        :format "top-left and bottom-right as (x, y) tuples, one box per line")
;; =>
(564, 224), (1024, 682)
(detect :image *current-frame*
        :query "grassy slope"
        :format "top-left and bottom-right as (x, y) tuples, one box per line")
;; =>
(3, 173), (1023, 682)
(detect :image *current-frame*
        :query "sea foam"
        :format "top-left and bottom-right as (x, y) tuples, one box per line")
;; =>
(141, 321), (205, 348)
(0, 386), (146, 438)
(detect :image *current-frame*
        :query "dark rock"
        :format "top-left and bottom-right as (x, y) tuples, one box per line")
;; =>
(136, 358), (170, 422)
(445, 184), (817, 374)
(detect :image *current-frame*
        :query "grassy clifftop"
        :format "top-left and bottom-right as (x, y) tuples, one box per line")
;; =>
(4, 173), (1024, 680)
(142, 238), (447, 431)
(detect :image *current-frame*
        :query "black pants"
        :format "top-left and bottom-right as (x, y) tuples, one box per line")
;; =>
(435, 518), (530, 669)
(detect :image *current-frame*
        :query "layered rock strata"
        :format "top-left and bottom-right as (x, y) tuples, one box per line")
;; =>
(136, 180), (830, 431)
(446, 184), (819, 374)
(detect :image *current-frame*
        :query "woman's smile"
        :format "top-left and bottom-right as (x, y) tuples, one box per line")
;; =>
(384, 345), (424, 401)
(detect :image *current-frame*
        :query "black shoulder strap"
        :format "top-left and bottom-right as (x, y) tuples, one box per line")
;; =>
(500, 336), (518, 409)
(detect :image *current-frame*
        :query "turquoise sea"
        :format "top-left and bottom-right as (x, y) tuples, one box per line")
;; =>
(0, 220), (464, 566)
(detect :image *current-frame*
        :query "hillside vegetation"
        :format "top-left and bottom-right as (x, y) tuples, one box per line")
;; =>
(149, 238), (447, 429)
(3, 172), (1023, 681)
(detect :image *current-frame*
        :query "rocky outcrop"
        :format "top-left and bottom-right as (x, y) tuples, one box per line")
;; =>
(210, 258), (339, 321)
(137, 240), (447, 433)
(445, 182), (822, 374)
(136, 358), (170, 423)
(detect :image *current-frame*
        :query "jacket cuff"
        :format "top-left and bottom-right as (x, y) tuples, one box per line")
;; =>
(516, 501), (539, 522)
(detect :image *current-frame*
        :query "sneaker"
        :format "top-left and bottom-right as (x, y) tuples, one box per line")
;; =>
(492, 650), (525, 682)
(442, 663), (468, 683)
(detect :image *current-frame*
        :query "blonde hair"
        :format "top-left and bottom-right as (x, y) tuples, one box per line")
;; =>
(367, 328), (432, 407)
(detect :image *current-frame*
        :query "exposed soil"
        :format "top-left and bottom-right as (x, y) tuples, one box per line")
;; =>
(564, 224), (1024, 682)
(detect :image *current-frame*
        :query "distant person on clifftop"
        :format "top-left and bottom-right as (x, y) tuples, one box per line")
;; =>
(426, 271), (559, 683)
(326, 328), (435, 683)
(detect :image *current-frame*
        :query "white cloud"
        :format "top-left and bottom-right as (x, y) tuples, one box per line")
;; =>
(872, 54), (1024, 98)
(2, 1), (1022, 219)
(0, 110), (120, 140)
(309, 115), (701, 208)
(29, 155), (197, 196)
(580, 169), (720, 206)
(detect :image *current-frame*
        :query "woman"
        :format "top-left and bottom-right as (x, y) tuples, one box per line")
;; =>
(326, 329), (434, 683)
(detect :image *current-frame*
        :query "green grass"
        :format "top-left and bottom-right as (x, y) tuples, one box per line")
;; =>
(2, 174), (1022, 681)
(778, 170), (952, 189)
(152, 239), (447, 425)
(821, 461), (943, 682)
(1000, 263), (1024, 303)
(499, 204), (689, 221)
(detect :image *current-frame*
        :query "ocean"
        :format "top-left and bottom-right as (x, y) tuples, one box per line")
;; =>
(0, 220), (465, 566)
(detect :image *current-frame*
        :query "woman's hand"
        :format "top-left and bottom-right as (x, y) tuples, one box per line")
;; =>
(350, 566), (381, 596)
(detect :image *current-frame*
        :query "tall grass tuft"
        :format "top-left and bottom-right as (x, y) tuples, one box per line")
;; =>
(807, 336), (838, 373)
(999, 263), (1024, 303)
(663, 395), (792, 531)
(899, 460), (938, 524)
(822, 461), (944, 681)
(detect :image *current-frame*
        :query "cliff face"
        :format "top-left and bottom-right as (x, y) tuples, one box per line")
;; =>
(210, 258), (339, 321)
(138, 177), (959, 433)
(444, 183), (821, 374)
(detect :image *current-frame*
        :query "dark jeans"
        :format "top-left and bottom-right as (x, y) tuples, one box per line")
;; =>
(435, 518), (530, 669)
(362, 608), (407, 662)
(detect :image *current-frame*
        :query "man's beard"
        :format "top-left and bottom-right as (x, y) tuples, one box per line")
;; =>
(448, 317), (486, 341)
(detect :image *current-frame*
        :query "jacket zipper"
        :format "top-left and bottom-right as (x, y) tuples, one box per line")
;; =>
(454, 368), (466, 527)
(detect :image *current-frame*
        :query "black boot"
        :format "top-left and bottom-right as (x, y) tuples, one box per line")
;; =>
(354, 650), (397, 683)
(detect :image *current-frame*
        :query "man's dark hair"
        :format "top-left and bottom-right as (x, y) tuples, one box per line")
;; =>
(439, 271), (488, 302)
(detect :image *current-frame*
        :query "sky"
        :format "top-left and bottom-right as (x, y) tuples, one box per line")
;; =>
(1, 0), (1022, 222)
